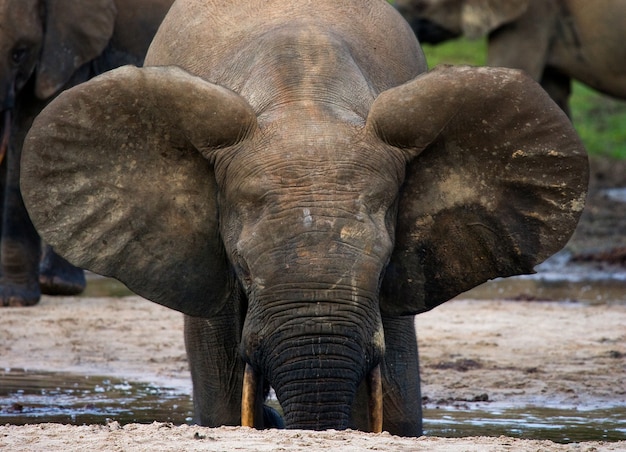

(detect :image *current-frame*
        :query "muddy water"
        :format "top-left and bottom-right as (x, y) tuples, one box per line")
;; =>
(1, 369), (625, 443)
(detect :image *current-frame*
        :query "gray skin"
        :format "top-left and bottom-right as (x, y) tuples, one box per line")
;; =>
(21, 0), (588, 436)
(0, 0), (173, 306)
(394, 0), (626, 116)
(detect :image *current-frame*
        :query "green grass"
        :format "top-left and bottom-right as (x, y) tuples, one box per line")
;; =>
(419, 37), (626, 159)
(420, 39), (486, 68)
(570, 84), (626, 159)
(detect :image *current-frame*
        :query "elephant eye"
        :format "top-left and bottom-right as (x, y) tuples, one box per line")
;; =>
(11, 45), (30, 66)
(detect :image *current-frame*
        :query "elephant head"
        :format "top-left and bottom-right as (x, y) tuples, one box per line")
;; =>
(0, 0), (116, 104)
(394, 0), (530, 42)
(21, 0), (587, 432)
(0, 0), (116, 157)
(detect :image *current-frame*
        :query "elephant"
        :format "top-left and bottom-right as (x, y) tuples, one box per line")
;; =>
(0, 0), (173, 306)
(21, 0), (588, 436)
(393, 0), (626, 116)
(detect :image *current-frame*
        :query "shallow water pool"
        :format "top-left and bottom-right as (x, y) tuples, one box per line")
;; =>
(0, 369), (192, 425)
(423, 405), (626, 443)
(1, 369), (624, 443)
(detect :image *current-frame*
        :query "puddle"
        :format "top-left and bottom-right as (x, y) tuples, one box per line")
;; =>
(1, 369), (624, 443)
(459, 250), (626, 305)
(0, 369), (192, 425)
(423, 406), (626, 443)
(604, 187), (626, 203)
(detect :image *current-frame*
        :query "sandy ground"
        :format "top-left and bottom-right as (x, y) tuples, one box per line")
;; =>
(4, 422), (624, 452)
(1, 156), (625, 450)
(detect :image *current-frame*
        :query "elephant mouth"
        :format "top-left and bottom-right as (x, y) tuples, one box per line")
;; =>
(241, 363), (383, 432)
(0, 109), (10, 165)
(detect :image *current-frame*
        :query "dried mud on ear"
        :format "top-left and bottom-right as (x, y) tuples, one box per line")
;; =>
(376, 66), (588, 315)
(21, 66), (258, 318)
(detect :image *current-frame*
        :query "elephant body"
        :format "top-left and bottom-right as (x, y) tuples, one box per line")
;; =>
(394, 0), (626, 115)
(21, 0), (588, 436)
(0, 0), (173, 306)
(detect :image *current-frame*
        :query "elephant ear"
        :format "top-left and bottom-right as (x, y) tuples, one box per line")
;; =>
(35, 0), (117, 99)
(462, 0), (530, 38)
(367, 65), (588, 315)
(22, 65), (258, 317)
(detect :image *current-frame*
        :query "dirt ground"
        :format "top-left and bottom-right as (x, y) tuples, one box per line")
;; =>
(1, 156), (625, 451)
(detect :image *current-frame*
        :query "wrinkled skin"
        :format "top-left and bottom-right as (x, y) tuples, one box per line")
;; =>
(0, 0), (173, 306)
(22, 0), (588, 436)
(394, 0), (626, 116)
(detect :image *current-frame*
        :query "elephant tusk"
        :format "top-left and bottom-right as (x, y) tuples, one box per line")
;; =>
(367, 365), (383, 433)
(241, 363), (257, 428)
(0, 110), (10, 166)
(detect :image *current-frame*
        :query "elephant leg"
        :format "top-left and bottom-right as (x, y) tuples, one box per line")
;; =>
(185, 308), (283, 429)
(184, 312), (245, 427)
(39, 244), (86, 296)
(380, 314), (423, 437)
(0, 144), (40, 306)
(5, 93), (85, 301)
(540, 66), (572, 118)
(487, 1), (558, 81)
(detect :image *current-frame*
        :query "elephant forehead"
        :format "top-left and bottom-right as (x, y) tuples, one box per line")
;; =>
(1, 0), (42, 39)
(237, 25), (376, 117)
(217, 130), (405, 205)
(146, 0), (424, 93)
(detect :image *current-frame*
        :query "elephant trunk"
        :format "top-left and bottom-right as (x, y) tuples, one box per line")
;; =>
(0, 109), (10, 165)
(242, 363), (382, 432)
(239, 266), (387, 430)
(242, 318), (384, 431)
(273, 353), (360, 430)
(0, 80), (14, 164)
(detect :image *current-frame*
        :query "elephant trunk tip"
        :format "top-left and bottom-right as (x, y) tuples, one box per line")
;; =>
(242, 363), (383, 432)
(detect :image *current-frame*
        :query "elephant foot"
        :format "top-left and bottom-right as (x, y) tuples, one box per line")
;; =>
(0, 281), (41, 307)
(39, 246), (86, 296)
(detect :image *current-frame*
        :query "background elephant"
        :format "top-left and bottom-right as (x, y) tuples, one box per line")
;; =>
(393, 0), (626, 116)
(0, 0), (173, 306)
(21, 0), (588, 436)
